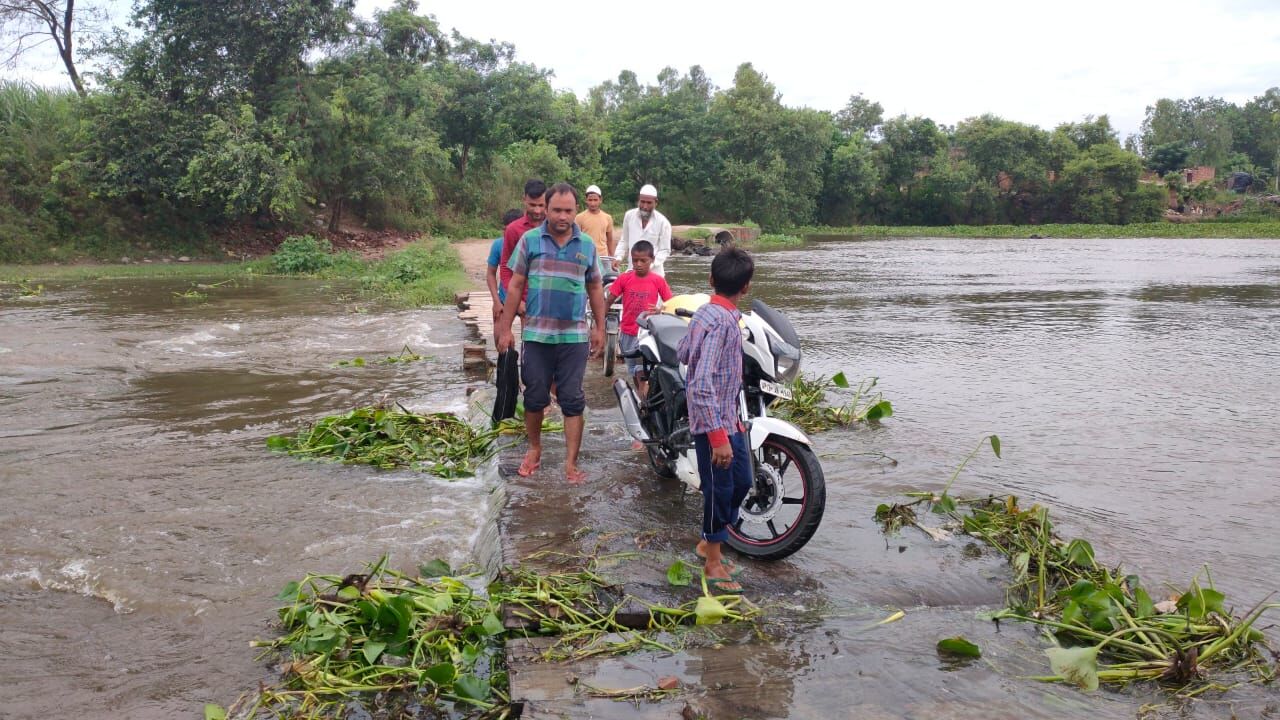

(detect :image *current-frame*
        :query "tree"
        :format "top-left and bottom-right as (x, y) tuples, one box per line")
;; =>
(1140, 96), (1238, 170)
(296, 52), (444, 230)
(116, 0), (356, 113)
(953, 115), (1054, 223)
(1238, 88), (1280, 191)
(1053, 144), (1154, 224)
(1148, 141), (1190, 175)
(434, 34), (552, 180)
(871, 114), (946, 222)
(1054, 115), (1118, 151)
(709, 63), (833, 227)
(0, 0), (101, 95)
(835, 93), (883, 139)
(178, 104), (303, 222)
(587, 69), (642, 117)
(603, 67), (717, 194)
(819, 133), (878, 225)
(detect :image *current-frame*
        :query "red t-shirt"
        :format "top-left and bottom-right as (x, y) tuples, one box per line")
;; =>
(609, 271), (673, 335)
(499, 215), (539, 294)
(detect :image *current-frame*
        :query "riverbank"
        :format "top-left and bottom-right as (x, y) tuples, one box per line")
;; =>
(787, 221), (1280, 239)
(0, 236), (474, 306)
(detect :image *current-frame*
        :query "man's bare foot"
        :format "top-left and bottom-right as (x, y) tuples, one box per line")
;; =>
(565, 466), (587, 485)
(631, 440), (644, 451)
(517, 449), (541, 477)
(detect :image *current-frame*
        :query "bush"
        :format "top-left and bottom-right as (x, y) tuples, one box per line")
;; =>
(373, 241), (460, 283)
(684, 227), (712, 240)
(271, 235), (334, 274)
(362, 239), (466, 306)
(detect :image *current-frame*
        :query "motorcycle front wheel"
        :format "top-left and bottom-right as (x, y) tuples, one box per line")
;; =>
(726, 435), (826, 561)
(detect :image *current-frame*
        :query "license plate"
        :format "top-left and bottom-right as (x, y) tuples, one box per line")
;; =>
(759, 379), (793, 400)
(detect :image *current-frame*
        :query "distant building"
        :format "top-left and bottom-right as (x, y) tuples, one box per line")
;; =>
(1184, 166), (1215, 185)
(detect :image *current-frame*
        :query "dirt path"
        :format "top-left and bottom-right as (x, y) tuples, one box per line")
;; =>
(455, 237), (494, 290)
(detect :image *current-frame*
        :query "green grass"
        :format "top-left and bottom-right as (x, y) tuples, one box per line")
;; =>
(784, 222), (1280, 239)
(748, 233), (805, 247)
(1, 238), (470, 306)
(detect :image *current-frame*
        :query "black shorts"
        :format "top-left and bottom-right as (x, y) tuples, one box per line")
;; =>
(521, 341), (590, 416)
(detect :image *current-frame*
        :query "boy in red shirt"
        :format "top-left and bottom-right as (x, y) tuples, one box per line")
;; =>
(608, 240), (673, 401)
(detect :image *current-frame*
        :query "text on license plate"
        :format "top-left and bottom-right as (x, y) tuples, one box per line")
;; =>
(759, 379), (793, 400)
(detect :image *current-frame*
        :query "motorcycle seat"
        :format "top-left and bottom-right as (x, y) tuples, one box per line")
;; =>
(644, 313), (689, 367)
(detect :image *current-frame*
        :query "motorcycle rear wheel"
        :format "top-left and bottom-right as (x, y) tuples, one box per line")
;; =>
(603, 330), (617, 377)
(726, 435), (825, 560)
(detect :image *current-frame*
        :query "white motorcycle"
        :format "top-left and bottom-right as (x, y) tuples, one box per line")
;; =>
(613, 295), (826, 560)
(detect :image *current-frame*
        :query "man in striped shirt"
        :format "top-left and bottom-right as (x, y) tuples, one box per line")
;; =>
(676, 247), (755, 594)
(495, 183), (607, 484)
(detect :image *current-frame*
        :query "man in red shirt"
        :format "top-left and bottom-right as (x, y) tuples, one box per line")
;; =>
(499, 178), (547, 303)
(608, 240), (673, 401)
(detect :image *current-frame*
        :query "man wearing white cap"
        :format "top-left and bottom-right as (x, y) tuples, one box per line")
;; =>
(575, 185), (615, 267)
(614, 184), (671, 276)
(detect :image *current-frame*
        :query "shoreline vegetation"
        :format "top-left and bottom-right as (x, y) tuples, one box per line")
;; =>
(5, 222), (1279, 284)
(0, 236), (469, 306)
(786, 221), (1280, 239)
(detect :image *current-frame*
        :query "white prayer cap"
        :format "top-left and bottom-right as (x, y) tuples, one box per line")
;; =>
(638, 184), (658, 198)
(585, 185), (602, 197)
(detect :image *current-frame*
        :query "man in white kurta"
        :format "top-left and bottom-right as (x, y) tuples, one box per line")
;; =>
(613, 184), (672, 276)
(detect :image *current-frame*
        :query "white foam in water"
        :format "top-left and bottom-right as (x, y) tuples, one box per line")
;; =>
(139, 328), (243, 357)
(405, 319), (458, 349)
(2, 561), (136, 614)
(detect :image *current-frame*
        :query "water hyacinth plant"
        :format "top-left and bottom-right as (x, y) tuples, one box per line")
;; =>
(773, 372), (893, 434)
(214, 556), (759, 719)
(266, 405), (560, 479)
(875, 435), (1278, 696)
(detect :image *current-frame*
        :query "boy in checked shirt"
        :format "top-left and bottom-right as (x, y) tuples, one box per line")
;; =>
(676, 247), (754, 594)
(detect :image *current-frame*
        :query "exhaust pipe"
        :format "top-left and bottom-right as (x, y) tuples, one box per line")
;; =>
(612, 379), (649, 441)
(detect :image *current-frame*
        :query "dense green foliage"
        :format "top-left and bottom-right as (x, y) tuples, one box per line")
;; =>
(2, 0), (1279, 263)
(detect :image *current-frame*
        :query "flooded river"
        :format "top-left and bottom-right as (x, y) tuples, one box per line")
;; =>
(2, 236), (1279, 718)
(0, 278), (489, 718)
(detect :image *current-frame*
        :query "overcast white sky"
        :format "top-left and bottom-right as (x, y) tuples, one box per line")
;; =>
(9, 0), (1279, 139)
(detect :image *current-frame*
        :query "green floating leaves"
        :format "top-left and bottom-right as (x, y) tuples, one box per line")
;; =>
(932, 493), (957, 514)
(862, 400), (893, 421)
(424, 662), (456, 686)
(773, 373), (893, 433)
(1064, 538), (1096, 568)
(453, 674), (490, 701)
(1177, 578), (1225, 621)
(480, 613), (505, 637)
(419, 559), (451, 578)
(241, 557), (761, 719)
(937, 636), (981, 658)
(666, 559), (693, 587)
(988, 434), (1001, 458)
(361, 640), (386, 665)
(275, 581), (300, 601)
(204, 704), (227, 720)
(1046, 645), (1099, 691)
(695, 595), (729, 625)
(266, 405), (507, 478)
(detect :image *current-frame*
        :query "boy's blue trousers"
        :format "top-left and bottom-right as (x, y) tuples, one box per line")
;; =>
(693, 431), (752, 543)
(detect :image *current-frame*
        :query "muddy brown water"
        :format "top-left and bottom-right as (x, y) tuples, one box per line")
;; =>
(3, 237), (1280, 718)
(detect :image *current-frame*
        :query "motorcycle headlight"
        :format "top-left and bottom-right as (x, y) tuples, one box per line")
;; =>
(768, 334), (802, 382)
